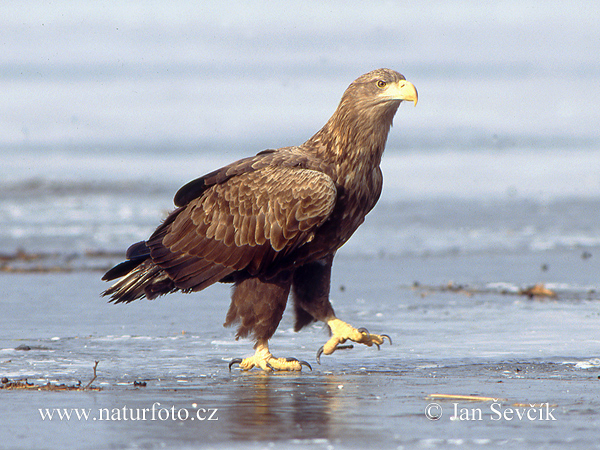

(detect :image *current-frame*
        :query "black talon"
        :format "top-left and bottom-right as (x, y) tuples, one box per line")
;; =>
(285, 357), (312, 371)
(337, 344), (354, 350)
(298, 360), (312, 371)
(381, 334), (392, 345)
(300, 360), (312, 371)
(265, 361), (276, 371)
(316, 346), (324, 365)
(317, 343), (355, 364)
(228, 358), (243, 371)
(357, 327), (369, 334)
(375, 343), (381, 350)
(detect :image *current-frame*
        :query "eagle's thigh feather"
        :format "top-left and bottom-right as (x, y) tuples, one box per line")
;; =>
(291, 255), (336, 331)
(224, 275), (292, 342)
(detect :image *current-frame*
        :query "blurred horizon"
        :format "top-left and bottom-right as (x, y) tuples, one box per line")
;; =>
(2, 1), (600, 258)
(2, 0), (599, 150)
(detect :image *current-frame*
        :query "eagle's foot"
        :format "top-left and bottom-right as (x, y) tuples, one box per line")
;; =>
(229, 341), (311, 372)
(316, 318), (392, 364)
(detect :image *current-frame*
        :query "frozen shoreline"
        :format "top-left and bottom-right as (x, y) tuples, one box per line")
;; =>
(2, 251), (600, 449)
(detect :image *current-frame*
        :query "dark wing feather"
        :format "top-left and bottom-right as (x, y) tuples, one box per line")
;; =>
(102, 258), (143, 281)
(147, 164), (337, 292)
(102, 240), (149, 281)
(173, 151), (279, 207)
(125, 240), (150, 259)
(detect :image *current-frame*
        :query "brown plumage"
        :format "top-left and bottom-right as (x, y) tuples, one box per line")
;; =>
(102, 68), (417, 371)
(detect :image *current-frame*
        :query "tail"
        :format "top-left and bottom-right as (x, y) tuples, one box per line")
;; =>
(101, 241), (178, 303)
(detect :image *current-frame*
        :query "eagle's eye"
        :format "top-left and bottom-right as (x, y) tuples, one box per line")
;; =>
(376, 80), (387, 89)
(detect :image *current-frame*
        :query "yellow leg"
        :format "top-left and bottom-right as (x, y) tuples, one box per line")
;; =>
(229, 340), (312, 372)
(317, 317), (391, 363)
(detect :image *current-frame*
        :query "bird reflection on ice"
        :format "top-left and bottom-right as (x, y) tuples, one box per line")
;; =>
(223, 373), (353, 443)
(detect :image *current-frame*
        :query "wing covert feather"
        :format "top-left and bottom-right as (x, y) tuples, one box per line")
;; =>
(153, 165), (337, 288)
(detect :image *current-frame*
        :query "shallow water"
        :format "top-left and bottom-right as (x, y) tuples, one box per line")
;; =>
(2, 250), (600, 449)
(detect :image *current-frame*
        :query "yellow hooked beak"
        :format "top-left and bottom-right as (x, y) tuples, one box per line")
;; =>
(386, 80), (418, 106)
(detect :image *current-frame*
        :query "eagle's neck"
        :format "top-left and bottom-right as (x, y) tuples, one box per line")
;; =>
(304, 98), (400, 187)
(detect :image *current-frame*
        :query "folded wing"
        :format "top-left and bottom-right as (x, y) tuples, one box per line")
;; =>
(146, 165), (337, 292)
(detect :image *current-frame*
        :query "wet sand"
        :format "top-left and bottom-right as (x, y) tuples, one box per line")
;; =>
(1, 252), (599, 449)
